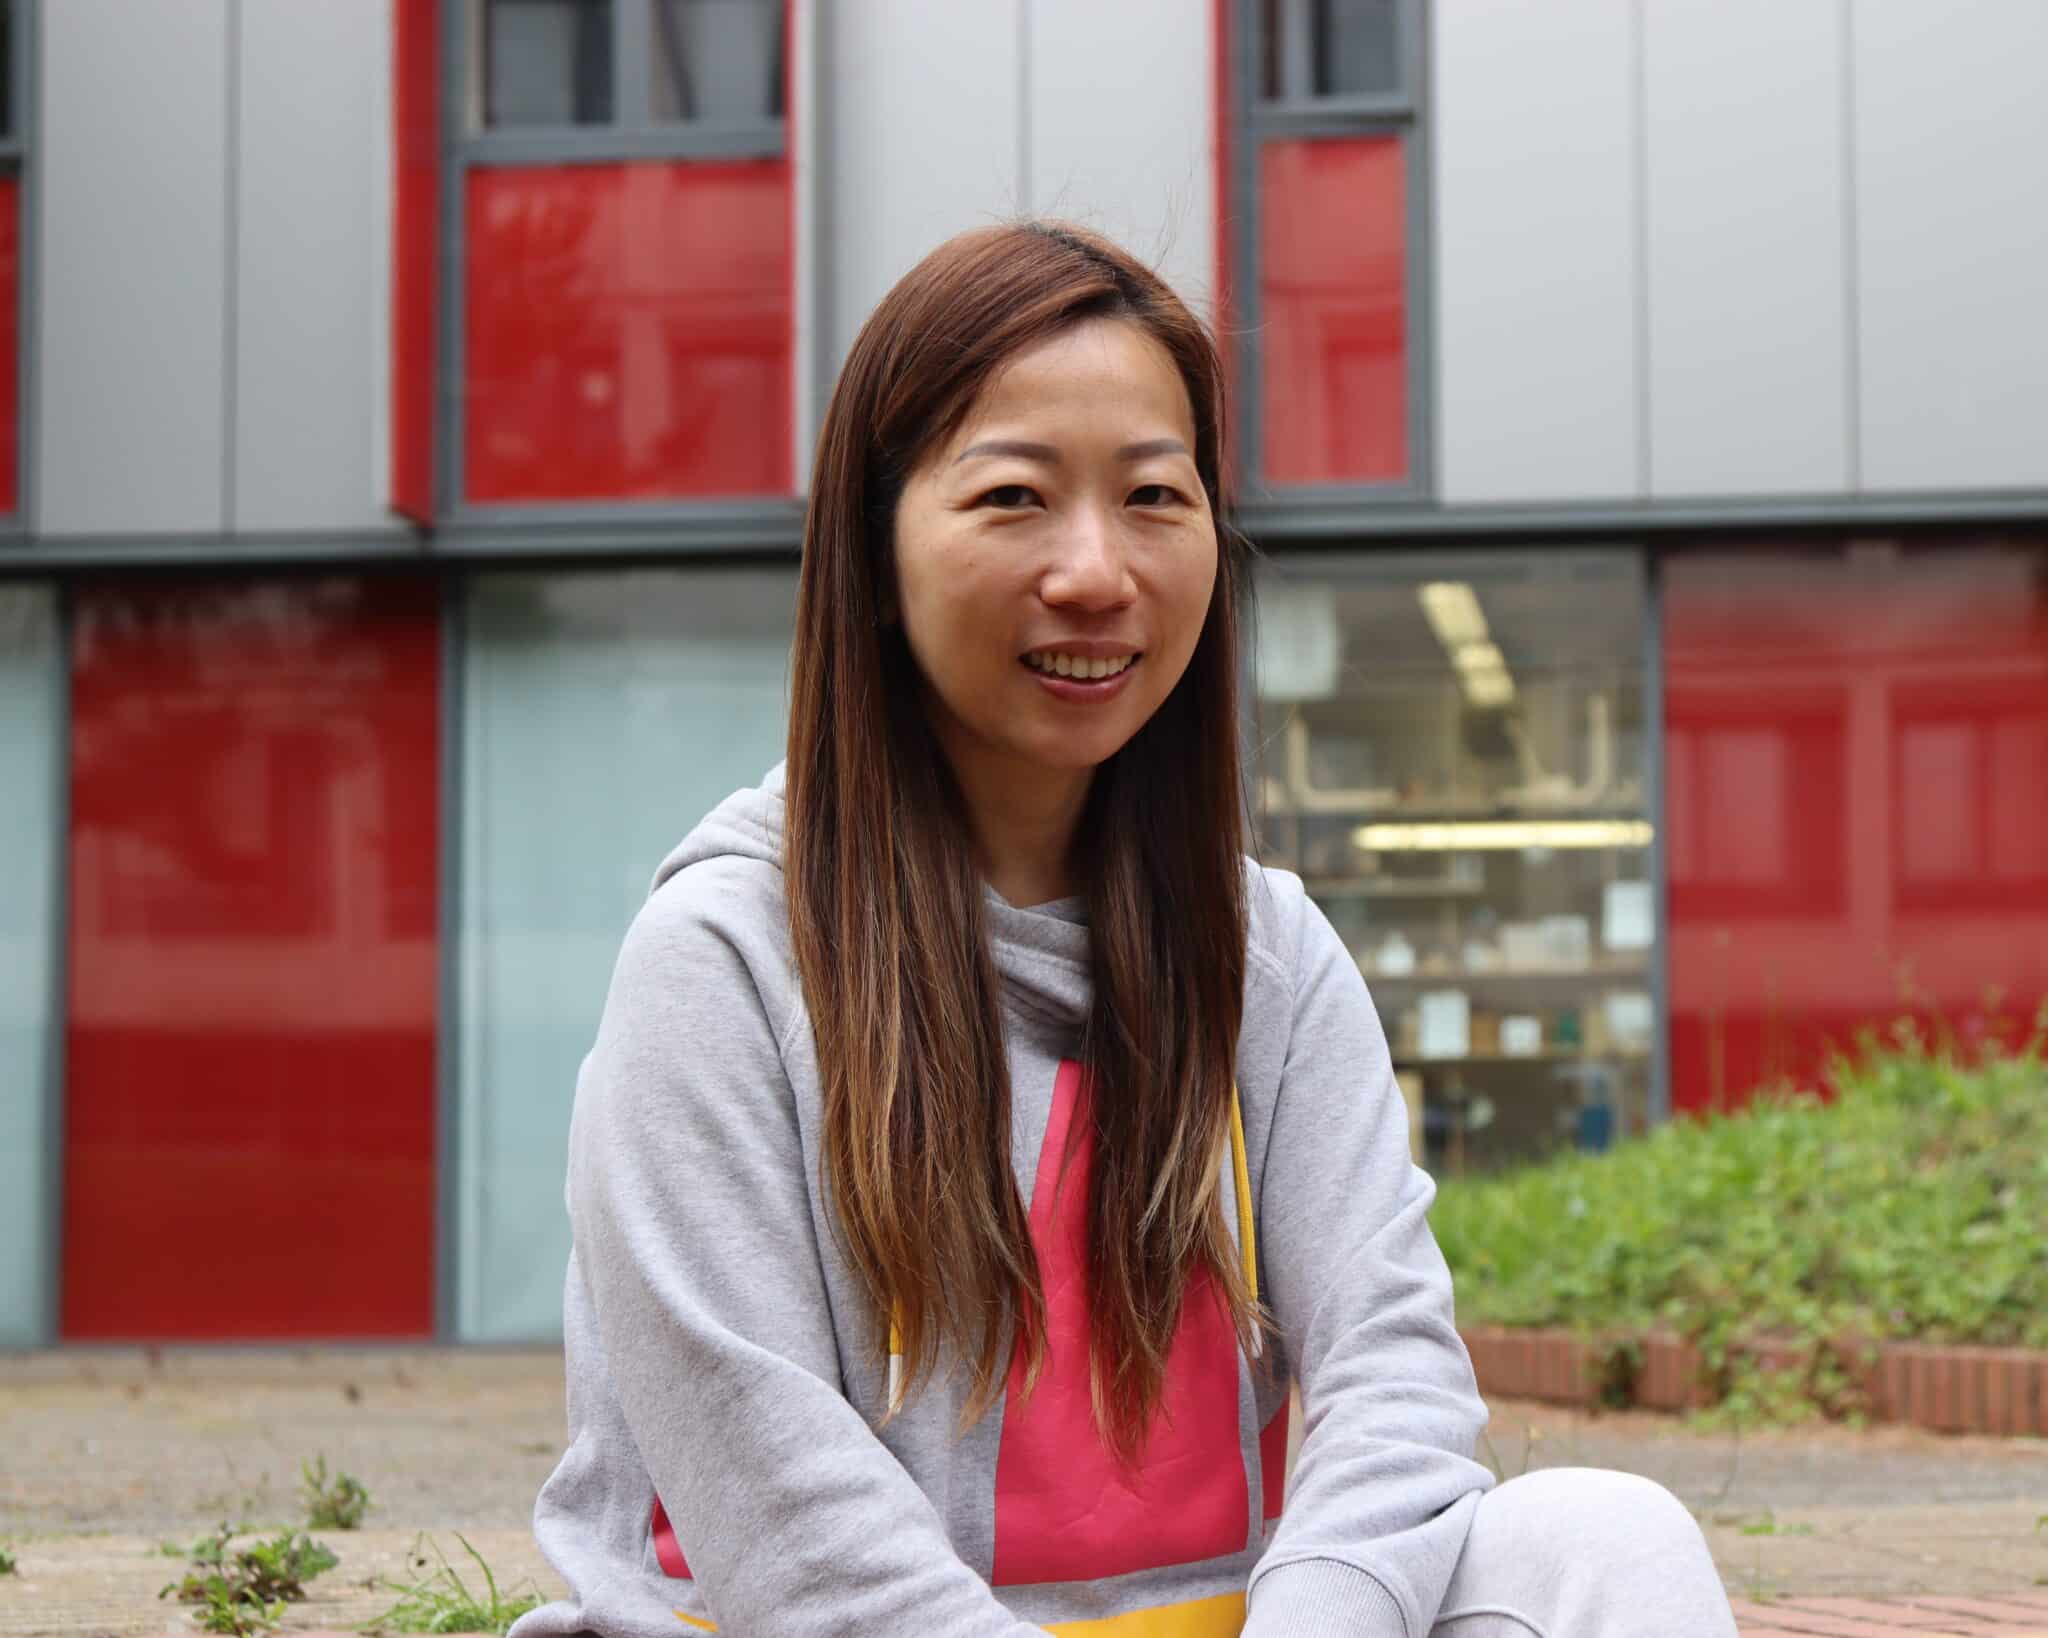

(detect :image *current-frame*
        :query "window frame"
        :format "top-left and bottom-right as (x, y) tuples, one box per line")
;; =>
(1230, 0), (1432, 507)
(0, 0), (37, 534)
(438, 0), (795, 526)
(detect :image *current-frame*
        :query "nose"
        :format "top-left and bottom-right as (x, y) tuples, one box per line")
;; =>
(1039, 503), (1135, 613)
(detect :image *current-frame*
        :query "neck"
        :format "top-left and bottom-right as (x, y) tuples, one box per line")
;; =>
(943, 746), (1094, 909)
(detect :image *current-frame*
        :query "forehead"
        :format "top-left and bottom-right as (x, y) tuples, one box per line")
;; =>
(951, 318), (1197, 445)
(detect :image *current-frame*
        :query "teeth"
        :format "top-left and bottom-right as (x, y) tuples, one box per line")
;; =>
(1026, 652), (1136, 680)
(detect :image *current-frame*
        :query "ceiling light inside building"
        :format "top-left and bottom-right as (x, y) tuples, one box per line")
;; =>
(1352, 819), (1656, 852)
(1420, 582), (1517, 707)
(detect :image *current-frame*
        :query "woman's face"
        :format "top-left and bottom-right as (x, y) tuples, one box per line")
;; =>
(891, 318), (1218, 792)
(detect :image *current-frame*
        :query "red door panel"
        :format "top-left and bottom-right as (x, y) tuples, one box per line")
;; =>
(464, 158), (792, 504)
(62, 576), (440, 1339)
(1258, 136), (1407, 486)
(1663, 546), (2048, 1115)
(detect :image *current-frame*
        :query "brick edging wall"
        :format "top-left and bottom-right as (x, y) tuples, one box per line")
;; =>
(1460, 1326), (2048, 1436)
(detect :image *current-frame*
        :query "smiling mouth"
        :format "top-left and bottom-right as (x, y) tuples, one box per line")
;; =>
(1021, 651), (1142, 681)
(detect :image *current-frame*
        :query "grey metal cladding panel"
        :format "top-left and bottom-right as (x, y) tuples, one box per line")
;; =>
(822, 0), (1024, 378)
(235, 0), (396, 533)
(1026, 0), (1215, 320)
(38, 1), (231, 535)
(1643, 0), (1850, 498)
(1853, 0), (2048, 491)
(1433, 0), (1639, 504)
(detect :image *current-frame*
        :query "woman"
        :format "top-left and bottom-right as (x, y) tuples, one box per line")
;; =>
(514, 223), (1737, 1636)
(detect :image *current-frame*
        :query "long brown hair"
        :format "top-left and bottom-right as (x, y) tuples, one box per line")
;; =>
(785, 221), (1259, 1462)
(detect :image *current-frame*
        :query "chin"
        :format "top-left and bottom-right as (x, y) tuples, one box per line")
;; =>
(1017, 731), (1135, 775)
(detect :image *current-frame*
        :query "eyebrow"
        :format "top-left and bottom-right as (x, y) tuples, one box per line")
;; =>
(952, 437), (1191, 466)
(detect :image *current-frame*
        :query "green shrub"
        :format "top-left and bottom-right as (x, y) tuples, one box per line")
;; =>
(0, 1544), (17, 1575)
(1432, 1014), (2048, 1420)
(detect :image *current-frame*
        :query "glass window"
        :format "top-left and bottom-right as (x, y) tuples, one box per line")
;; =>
(1664, 540), (2048, 1115)
(1258, 136), (1407, 484)
(1, 0), (13, 141)
(650, 0), (784, 124)
(1253, 552), (1652, 1173)
(484, 0), (614, 128)
(1262, 0), (1401, 102)
(456, 567), (798, 1341)
(62, 577), (440, 1340)
(463, 159), (793, 501)
(0, 583), (57, 1344)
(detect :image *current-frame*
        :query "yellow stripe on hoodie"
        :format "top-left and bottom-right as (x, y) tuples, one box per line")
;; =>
(1047, 1591), (1247, 1636)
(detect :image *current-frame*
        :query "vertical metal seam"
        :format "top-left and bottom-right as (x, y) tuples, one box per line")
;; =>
(222, 0), (241, 534)
(1628, 0), (1651, 500)
(41, 581), (71, 1342)
(435, 568), (465, 1341)
(1237, 0), (1262, 494)
(1644, 546), (1670, 1129)
(1838, 0), (1863, 492)
(440, 0), (464, 518)
(1016, 0), (1031, 216)
(18, 0), (40, 530)
(1409, 0), (1433, 499)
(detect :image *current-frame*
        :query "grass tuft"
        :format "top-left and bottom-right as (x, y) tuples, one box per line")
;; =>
(360, 1533), (541, 1635)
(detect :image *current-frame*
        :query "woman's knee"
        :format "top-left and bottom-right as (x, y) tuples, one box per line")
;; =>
(1482, 1466), (1703, 1554)
(1439, 1468), (1735, 1634)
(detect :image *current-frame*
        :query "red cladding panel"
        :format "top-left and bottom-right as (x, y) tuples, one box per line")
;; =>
(391, 0), (439, 522)
(1663, 549), (2048, 1116)
(1258, 137), (1406, 486)
(464, 160), (792, 503)
(62, 578), (440, 1340)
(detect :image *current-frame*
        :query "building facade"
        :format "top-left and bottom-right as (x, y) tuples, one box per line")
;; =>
(2, 0), (2044, 1344)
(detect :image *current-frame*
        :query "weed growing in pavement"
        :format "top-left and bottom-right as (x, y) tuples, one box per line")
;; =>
(0, 1544), (17, 1575)
(160, 1523), (339, 1634)
(360, 1533), (540, 1635)
(1432, 1015), (2048, 1425)
(302, 1454), (372, 1530)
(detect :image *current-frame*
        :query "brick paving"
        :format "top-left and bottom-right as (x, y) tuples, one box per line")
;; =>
(1731, 1590), (2048, 1634)
(2, 1349), (2044, 1634)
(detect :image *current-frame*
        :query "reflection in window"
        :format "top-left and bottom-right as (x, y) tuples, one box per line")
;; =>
(485, 0), (613, 128)
(650, 0), (784, 124)
(1262, 0), (1400, 101)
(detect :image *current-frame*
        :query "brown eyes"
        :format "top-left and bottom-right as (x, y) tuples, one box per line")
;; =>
(972, 484), (1187, 510)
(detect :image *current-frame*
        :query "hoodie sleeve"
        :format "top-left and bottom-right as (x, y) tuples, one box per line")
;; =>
(565, 861), (1046, 1637)
(1240, 877), (1496, 1638)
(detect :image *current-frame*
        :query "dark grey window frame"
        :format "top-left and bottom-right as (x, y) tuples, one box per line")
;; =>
(438, 0), (792, 530)
(0, 0), (37, 537)
(1232, 0), (1433, 509)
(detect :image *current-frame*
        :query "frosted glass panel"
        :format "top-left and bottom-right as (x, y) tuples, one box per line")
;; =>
(457, 568), (796, 1340)
(0, 584), (58, 1343)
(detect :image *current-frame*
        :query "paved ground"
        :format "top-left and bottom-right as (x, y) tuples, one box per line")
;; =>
(1, 1348), (2043, 1634)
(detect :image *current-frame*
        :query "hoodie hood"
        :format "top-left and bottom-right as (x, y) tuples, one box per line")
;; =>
(648, 762), (1093, 1038)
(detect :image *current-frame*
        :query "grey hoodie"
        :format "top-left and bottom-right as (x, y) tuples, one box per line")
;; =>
(513, 766), (1493, 1638)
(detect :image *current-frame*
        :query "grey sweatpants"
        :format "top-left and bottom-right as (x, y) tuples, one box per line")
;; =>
(1430, 1467), (1739, 1635)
